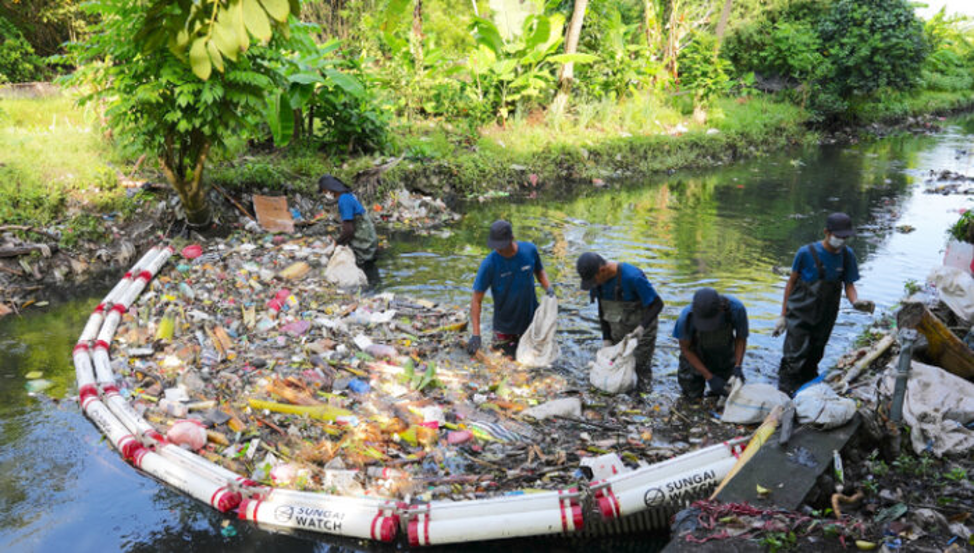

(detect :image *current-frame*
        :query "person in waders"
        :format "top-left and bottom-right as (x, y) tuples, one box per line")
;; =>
(319, 174), (378, 267)
(576, 252), (664, 393)
(773, 212), (874, 395)
(468, 220), (553, 358)
(673, 287), (749, 399)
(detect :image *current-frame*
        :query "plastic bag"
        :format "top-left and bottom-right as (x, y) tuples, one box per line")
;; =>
(324, 245), (367, 288)
(928, 265), (974, 322)
(721, 377), (790, 424)
(522, 397), (582, 420)
(589, 332), (638, 394)
(516, 295), (561, 367)
(793, 383), (857, 430)
(166, 420), (207, 450)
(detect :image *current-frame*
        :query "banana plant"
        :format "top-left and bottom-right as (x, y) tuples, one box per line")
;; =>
(465, 12), (598, 121)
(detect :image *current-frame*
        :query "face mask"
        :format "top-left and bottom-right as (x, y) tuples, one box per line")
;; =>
(828, 236), (846, 248)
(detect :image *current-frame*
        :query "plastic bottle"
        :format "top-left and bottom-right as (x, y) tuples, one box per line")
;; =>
(158, 398), (188, 418)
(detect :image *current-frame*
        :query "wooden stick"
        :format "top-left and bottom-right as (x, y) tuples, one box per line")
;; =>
(0, 225), (60, 241)
(0, 243), (57, 258)
(835, 334), (896, 393)
(210, 182), (255, 221)
(898, 302), (974, 379)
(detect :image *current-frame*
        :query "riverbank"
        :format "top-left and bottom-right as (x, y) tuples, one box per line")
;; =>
(1, 86), (973, 315)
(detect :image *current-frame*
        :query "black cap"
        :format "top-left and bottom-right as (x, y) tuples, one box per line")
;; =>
(692, 287), (723, 332)
(318, 174), (351, 194)
(576, 252), (606, 291)
(826, 212), (855, 238)
(487, 220), (514, 250)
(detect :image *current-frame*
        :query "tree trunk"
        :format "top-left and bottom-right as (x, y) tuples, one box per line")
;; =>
(411, 0), (424, 71)
(715, 0), (733, 43)
(160, 139), (212, 228)
(551, 0), (588, 115)
(898, 301), (974, 380)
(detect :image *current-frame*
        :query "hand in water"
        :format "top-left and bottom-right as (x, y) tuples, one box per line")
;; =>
(853, 300), (875, 313)
(466, 335), (481, 355)
(772, 316), (787, 337)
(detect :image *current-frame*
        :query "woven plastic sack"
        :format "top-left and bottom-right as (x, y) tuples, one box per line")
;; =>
(721, 377), (790, 424)
(928, 265), (974, 322)
(324, 245), (367, 288)
(589, 332), (638, 394)
(794, 383), (857, 430)
(516, 295), (561, 367)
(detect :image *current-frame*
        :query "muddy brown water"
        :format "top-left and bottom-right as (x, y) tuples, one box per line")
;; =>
(1, 118), (971, 551)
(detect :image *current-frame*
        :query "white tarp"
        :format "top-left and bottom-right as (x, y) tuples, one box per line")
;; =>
(324, 246), (367, 288)
(880, 360), (974, 457)
(516, 295), (561, 367)
(928, 265), (974, 322)
(589, 332), (638, 394)
(721, 377), (790, 424)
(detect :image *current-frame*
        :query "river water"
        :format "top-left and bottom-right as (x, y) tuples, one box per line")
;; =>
(1, 118), (971, 551)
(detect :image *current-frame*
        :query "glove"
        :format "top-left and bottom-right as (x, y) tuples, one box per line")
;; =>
(466, 335), (481, 355)
(631, 325), (645, 338)
(732, 366), (745, 383)
(772, 316), (787, 337)
(602, 339), (613, 349)
(853, 300), (875, 313)
(545, 287), (555, 298)
(707, 375), (729, 396)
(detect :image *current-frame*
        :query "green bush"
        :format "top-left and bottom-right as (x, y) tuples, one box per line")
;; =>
(0, 36), (48, 84)
(678, 33), (731, 105)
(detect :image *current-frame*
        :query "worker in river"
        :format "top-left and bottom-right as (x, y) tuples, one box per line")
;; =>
(319, 174), (378, 266)
(468, 220), (553, 358)
(576, 252), (664, 392)
(673, 287), (749, 399)
(773, 212), (874, 395)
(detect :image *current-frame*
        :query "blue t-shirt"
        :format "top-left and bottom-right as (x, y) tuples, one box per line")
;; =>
(472, 241), (543, 335)
(589, 262), (659, 307)
(672, 295), (749, 340)
(791, 242), (860, 284)
(338, 193), (366, 221)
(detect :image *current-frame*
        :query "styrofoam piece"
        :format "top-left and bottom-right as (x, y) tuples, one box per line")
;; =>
(238, 491), (398, 541)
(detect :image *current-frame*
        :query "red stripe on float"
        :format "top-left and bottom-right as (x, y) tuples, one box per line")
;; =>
(123, 272), (132, 279)
(102, 384), (119, 396)
(559, 494), (568, 532)
(131, 446), (149, 467)
(73, 343), (89, 355)
(237, 497), (251, 520)
(424, 513), (430, 546)
(111, 303), (127, 315)
(607, 486), (621, 518)
(572, 501), (584, 530)
(93, 304), (105, 314)
(138, 270), (153, 282)
(379, 517), (396, 542)
(370, 511), (382, 540)
(407, 517), (420, 547)
(94, 340), (110, 351)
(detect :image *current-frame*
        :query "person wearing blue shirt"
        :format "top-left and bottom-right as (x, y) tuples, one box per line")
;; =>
(772, 212), (874, 395)
(319, 174), (378, 265)
(467, 220), (553, 358)
(576, 252), (664, 392)
(673, 288), (749, 399)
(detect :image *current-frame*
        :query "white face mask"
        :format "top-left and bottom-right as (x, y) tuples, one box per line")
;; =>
(828, 235), (846, 248)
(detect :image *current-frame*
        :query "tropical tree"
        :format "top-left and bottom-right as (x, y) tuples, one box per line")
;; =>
(66, 0), (299, 226)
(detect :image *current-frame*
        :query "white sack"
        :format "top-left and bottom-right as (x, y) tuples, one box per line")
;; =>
(794, 383), (857, 430)
(324, 245), (367, 288)
(516, 295), (561, 367)
(522, 397), (582, 421)
(721, 377), (790, 424)
(880, 360), (974, 457)
(589, 332), (638, 394)
(928, 265), (974, 322)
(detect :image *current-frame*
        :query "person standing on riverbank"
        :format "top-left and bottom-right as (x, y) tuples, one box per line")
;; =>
(576, 252), (664, 392)
(674, 287), (749, 399)
(468, 220), (553, 358)
(773, 212), (874, 395)
(319, 174), (378, 266)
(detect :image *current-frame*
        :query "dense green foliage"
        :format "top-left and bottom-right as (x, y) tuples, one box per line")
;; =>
(0, 17), (49, 83)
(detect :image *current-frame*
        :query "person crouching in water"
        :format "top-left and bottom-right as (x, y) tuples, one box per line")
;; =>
(319, 174), (377, 266)
(673, 287), (749, 399)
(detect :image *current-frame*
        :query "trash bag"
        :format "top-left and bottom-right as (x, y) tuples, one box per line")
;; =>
(516, 295), (560, 367)
(880, 360), (974, 457)
(793, 383), (857, 430)
(324, 245), (367, 288)
(928, 265), (974, 322)
(589, 332), (639, 394)
(721, 377), (790, 424)
(522, 397), (582, 420)
(166, 420), (207, 450)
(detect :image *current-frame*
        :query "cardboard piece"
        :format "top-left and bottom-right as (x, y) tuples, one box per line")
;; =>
(253, 195), (294, 234)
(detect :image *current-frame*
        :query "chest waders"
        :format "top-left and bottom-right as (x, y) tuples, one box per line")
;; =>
(350, 212), (378, 265)
(777, 243), (847, 395)
(597, 278), (658, 391)
(677, 299), (736, 398)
